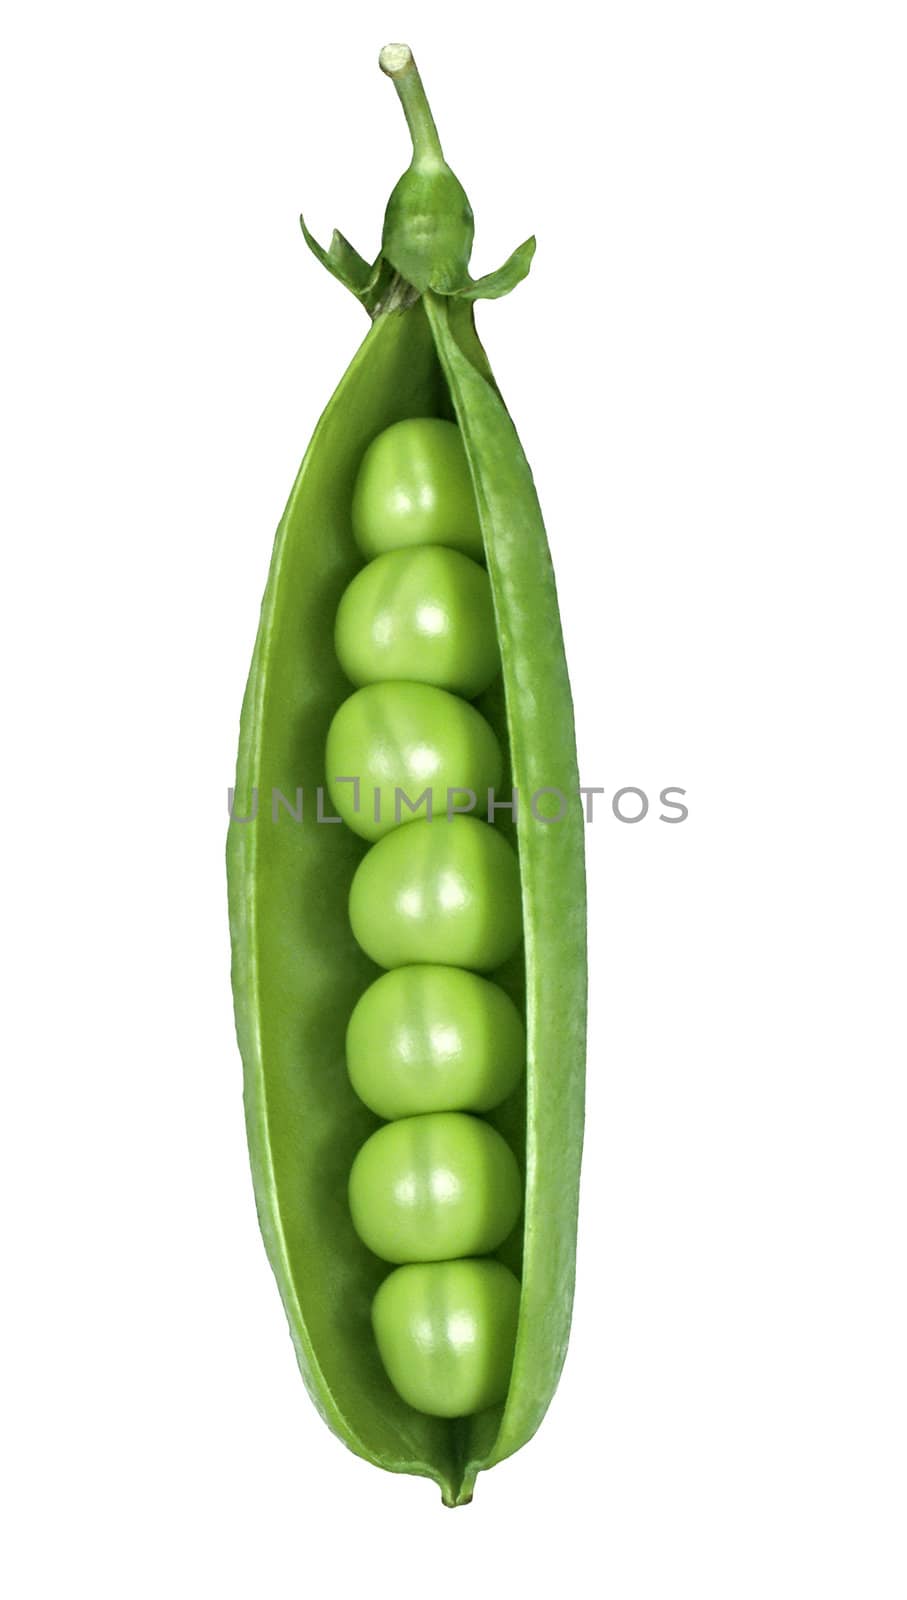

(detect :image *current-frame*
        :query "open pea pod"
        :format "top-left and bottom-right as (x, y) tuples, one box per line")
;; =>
(227, 43), (586, 1506)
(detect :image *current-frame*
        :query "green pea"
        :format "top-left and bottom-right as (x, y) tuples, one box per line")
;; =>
(372, 1259), (521, 1418)
(351, 417), (484, 562)
(348, 816), (522, 971)
(334, 545), (499, 699)
(325, 682), (501, 842)
(349, 1111), (521, 1263)
(346, 965), (524, 1119)
(229, 41), (588, 1505)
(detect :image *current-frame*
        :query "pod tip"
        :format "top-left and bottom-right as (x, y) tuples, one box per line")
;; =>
(379, 43), (413, 78)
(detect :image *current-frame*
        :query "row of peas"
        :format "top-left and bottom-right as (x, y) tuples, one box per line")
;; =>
(324, 417), (525, 1418)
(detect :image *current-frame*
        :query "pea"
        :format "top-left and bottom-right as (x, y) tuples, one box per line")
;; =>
(348, 1111), (521, 1263)
(346, 965), (524, 1119)
(228, 42), (587, 1506)
(372, 1259), (521, 1418)
(325, 681), (502, 841)
(348, 815), (522, 972)
(334, 545), (500, 699)
(351, 417), (483, 562)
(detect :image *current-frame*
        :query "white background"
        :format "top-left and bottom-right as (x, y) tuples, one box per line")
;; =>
(2, 2), (905, 1595)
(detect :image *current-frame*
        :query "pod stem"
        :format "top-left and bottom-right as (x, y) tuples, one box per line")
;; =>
(379, 43), (444, 172)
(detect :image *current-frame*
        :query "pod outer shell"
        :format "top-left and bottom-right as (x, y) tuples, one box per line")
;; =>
(228, 293), (586, 1506)
(425, 293), (587, 1497)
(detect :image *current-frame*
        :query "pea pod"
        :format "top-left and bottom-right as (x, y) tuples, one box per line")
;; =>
(227, 43), (586, 1506)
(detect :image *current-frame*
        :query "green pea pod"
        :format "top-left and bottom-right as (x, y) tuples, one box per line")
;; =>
(227, 43), (586, 1506)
